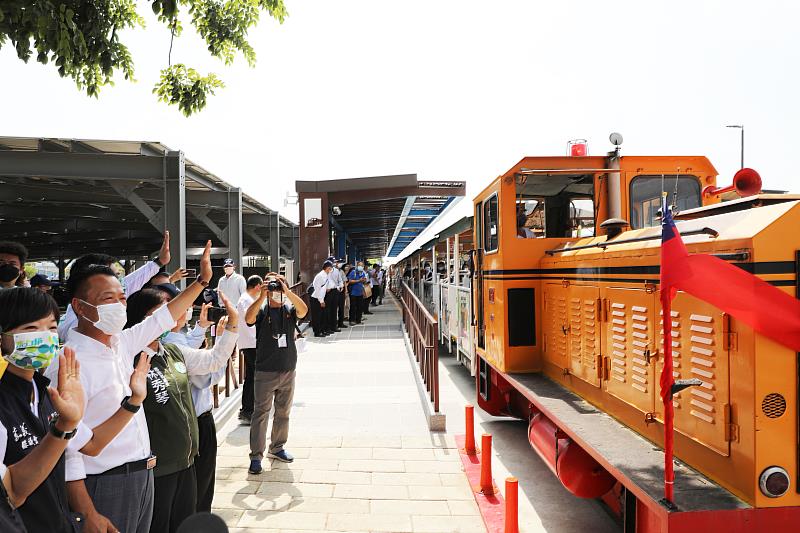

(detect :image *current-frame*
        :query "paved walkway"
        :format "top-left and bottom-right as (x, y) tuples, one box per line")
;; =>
(212, 295), (486, 533)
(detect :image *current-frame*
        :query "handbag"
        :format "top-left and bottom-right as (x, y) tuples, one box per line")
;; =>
(363, 284), (372, 299)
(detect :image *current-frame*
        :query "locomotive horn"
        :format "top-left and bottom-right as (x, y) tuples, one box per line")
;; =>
(702, 167), (762, 198)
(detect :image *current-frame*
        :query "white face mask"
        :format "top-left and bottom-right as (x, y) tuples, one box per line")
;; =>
(185, 307), (194, 322)
(80, 300), (128, 335)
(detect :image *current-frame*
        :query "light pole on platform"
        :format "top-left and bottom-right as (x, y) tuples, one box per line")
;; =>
(726, 124), (744, 169)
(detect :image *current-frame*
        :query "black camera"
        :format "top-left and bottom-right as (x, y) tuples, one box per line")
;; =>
(202, 288), (227, 322)
(266, 280), (282, 292)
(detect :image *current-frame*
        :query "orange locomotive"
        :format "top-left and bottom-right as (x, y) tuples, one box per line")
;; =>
(469, 138), (800, 531)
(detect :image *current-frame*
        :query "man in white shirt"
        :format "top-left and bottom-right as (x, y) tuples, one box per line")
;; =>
(238, 275), (263, 424)
(46, 241), (215, 533)
(58, 232), (172, 342)
(323, 257), (342, 334)
(310, 261), (333, 337)
(217, 258), (247, 304)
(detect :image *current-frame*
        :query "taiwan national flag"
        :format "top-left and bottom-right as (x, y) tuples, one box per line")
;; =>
(659, 199), (800, 353)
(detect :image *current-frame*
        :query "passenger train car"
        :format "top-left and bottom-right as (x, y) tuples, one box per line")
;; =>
(396, 140), (800, 532)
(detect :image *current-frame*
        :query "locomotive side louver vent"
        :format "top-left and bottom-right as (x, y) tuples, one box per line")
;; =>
(762, 393), (786, 419)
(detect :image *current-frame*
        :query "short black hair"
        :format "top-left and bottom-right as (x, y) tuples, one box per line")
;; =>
(0, 287), (60, 334)
(67, 264), (118, 299)
(247, 275), (263, 289)
(71, 253), (118, 272)
(125, 288), (168, 329)
(0, 241), (28, 265)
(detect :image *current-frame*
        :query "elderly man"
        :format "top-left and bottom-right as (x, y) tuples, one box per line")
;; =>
(217, 258), (247, 305)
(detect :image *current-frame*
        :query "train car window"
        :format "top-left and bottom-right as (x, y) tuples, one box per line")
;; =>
(515, 174), (594, 238)
(630, 175), (701, 229)
(483, 195), (499, 252)
(516, 199), (545, 238)
(569, 198), (595, 238)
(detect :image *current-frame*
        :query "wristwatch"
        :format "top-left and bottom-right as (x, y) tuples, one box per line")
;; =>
(49, 417), (78, 440)
(121, 396), (141, 414)
(196, 276), (209, 287)
(153, 256), (165, 267)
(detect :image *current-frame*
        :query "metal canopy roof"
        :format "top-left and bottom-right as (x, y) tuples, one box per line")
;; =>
(297, 175), (465, 260)
(0, 136), (296, 263)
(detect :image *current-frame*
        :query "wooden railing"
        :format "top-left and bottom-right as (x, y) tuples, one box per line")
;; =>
(398, 281), (440, 413)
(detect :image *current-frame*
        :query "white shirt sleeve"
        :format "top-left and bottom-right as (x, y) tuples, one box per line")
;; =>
(118, 304), (177, 361)
(65, 444), (87, 481)
(237, 275), (247, 301)
(186, 324), (208, 350)
(124, 261), (160, 296)
(312, 272), (327, 304)
(58, 305), (78, 342)
(181, 329), (239, 376)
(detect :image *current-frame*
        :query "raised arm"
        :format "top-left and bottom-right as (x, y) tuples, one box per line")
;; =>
(165, 240), (213, 322)
(246, 286), (268, 326)
(3, 350), (84, 507)
(279, 275), (307, 318)
(182, 293), (239, 375)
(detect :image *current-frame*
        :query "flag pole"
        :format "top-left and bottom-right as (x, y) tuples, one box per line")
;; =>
(660, 193), (676, 504)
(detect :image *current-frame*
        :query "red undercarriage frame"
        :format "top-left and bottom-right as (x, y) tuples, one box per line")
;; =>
(475, 357), (800, 533)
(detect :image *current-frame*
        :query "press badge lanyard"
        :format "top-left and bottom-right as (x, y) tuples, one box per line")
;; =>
(268, 307), (288, 348)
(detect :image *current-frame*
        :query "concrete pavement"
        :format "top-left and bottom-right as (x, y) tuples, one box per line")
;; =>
(211, 294), (618, 532)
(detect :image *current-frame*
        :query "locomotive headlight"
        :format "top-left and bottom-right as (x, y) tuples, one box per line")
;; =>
(759, 466), (790, 498)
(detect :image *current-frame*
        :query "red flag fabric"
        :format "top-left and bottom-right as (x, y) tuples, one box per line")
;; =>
(660, 209), (800, 352)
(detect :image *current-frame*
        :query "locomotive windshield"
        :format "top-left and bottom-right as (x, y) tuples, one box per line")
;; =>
(515, 173), (595, 239)
(629, 175), (701, 229)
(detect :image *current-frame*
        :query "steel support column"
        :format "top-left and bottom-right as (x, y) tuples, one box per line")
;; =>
(227, 187), (243, 271)
(269, 212), (280, 273)
(163, 150), (186, 282)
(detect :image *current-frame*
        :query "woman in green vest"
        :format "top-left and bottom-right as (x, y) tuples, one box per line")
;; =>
(124, 288), (238, 533)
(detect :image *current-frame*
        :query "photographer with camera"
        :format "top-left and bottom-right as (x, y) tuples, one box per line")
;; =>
(244, 273), (307, 473)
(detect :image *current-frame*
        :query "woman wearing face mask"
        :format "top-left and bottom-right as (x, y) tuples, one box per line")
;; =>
(124, 287), (239, 533)
(0, 287), (84, 532)
(0, 287), (156, 533)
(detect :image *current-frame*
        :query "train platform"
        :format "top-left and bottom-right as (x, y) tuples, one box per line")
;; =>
(210, 296), (487, 533)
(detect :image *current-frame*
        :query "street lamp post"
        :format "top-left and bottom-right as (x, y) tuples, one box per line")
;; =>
(726, 124), (744, 169)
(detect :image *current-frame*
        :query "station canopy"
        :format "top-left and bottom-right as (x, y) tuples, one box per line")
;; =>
(296, 174), (465, 261)
(0, 137), (296, 266)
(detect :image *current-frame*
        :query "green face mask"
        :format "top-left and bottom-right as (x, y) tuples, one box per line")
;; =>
(2, 330), (60, 369)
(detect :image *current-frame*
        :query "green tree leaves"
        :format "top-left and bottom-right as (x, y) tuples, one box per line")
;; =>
(0, 0), (288, 114)
(154, 64), (224, 116)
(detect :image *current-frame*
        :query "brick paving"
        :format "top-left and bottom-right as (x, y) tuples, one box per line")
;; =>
(212, 296), (486, 533)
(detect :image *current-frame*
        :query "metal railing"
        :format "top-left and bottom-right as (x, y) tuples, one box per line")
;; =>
(398, 281), (440, 413)
(289, 281), (309, 323)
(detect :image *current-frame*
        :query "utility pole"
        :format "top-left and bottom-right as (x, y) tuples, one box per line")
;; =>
(726, 124), (744, 169)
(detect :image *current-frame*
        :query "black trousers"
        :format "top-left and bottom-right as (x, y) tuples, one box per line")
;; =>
(337, 289), (346, 325)
(362, 292), (371, 314)
(310, 297), (325, 334)
(371, 285), (382, 305)
(240, 348), (257, 416)
(349, 294), (363, 323)
(324, 289), (338, 331)
(195, 412), (217, 512)
(152, 465), (197, 533)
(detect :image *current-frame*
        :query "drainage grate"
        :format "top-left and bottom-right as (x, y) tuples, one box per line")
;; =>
(762, 393), (787, 419)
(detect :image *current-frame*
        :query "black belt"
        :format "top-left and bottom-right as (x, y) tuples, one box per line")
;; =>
(90, 455), (157, 477)
(198, 411), (213, 420)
